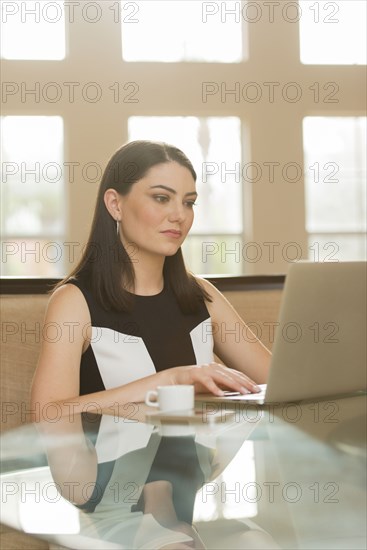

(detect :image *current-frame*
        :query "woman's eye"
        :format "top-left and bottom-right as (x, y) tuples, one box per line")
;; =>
(185, 201), (197, 208)
(154, 195), (169, 203)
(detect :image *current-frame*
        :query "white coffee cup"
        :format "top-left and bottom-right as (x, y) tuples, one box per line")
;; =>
(145, 385), (194, 412)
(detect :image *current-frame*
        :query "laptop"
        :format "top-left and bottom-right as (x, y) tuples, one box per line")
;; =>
(197, 261), (367, 405)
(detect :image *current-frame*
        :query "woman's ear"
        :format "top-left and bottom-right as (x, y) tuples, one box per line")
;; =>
(104, 189), (122, 221)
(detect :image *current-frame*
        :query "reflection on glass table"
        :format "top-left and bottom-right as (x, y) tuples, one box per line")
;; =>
(1, 396), (366, 549)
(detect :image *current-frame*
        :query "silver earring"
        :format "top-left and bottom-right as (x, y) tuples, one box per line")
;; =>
(116, 219), (119, 236)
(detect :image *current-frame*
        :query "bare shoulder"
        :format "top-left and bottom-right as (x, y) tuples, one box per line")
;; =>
(33, 284), (92, 405)
(46, 283), (90, 324)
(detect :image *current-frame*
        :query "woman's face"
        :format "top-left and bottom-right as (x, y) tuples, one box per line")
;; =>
(117, 161), (197, 259)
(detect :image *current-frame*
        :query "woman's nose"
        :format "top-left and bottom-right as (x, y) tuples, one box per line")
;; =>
(168, 201), (186, 223)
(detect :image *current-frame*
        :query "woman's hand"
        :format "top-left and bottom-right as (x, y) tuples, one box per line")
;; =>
(169, 363), (261, 396)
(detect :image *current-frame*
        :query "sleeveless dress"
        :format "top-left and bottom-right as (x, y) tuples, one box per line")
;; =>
(67, 277), (215, 395)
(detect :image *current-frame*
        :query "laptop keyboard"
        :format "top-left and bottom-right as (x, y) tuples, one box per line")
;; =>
(221, 384), (267, 400)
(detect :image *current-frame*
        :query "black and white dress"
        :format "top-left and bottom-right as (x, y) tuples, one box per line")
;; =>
(67, 277), (215, 394)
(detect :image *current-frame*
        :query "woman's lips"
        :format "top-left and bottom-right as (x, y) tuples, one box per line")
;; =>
(161, 230), (182, 238)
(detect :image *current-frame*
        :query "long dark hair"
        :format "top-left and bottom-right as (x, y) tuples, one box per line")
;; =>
(58, 140), (212, 312)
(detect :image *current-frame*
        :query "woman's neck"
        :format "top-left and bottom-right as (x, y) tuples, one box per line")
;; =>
(129, 254), (165, 296)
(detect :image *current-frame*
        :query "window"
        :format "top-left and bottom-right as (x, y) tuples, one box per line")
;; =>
(128, 116), (243, 274)
(1, 116), (65, 276)
(121, 0), (245, 62)
(0, 0), (65, 60)
(299, 0), (366, 65)
(303, 117), (366, 260)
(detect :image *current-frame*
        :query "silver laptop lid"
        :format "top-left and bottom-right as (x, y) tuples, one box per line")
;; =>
(265, 261), (367, 403)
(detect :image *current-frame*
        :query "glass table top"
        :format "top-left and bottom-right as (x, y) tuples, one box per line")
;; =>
(1, 395), (366, 549)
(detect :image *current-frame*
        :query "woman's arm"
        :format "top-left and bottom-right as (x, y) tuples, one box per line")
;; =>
(36, 412), (98, 505)
(31, 284), (177, 415)
(197, 278), (271, 385)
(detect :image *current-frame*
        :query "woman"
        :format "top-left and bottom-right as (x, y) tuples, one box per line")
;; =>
(31, 140), (271, 416)
(31, 140), (274, 549)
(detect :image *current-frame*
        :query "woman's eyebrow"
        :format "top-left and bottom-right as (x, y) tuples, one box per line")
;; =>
(149, 185), (198, 197)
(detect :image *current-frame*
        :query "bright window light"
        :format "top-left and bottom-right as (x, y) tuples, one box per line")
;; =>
(1, 0), (65, 60)
(1, 115), (64, 237)
(299, 0), (366, 65)
(303, 117), (366, 232)
(1, 116), (65, 276)
(303, 117), (366, 260)
(121, 1), (245, 62)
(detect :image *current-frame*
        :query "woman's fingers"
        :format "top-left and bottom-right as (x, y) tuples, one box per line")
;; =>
(173, 363), (261, 396)
(205, 362), (261, 392)
(191, 363), (261, 396)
